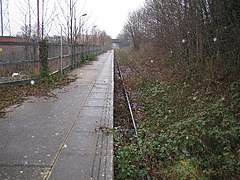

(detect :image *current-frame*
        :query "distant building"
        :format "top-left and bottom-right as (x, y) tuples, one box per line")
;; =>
(0, 36), (34, 63)
(0, 36), (32, 43)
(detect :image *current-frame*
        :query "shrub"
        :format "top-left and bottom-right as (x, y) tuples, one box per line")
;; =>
(40, 39), (50, 78)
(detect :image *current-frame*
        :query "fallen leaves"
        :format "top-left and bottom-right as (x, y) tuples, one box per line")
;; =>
(0, 74), (77, 116)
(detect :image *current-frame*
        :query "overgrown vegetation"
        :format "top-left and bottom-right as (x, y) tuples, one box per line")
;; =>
(40, 39), (50, 78)
(85, 53), (97, 62)
(114, 45), (240, 179)
(115, 1), (240, 178)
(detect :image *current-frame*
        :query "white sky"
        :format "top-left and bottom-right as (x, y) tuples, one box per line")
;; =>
(8, 0), (145, 38)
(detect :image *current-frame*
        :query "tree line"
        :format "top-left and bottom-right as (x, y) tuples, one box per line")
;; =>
(121, 0), (240, 80)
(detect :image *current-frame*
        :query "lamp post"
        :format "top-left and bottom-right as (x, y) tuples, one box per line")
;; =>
(79, 13), (87, 44)
(92, 25), (97, 45)
(42, 0), (44, 38)
(0, 0), (3, 36)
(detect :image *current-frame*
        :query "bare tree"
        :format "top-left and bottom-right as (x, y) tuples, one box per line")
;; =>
(123, 9), (145, 50)
(122, 0), (240, 78)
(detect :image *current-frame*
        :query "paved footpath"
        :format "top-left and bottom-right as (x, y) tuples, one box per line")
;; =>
(0, 50), (114, 180)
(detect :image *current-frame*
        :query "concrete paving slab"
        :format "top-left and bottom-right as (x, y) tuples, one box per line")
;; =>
(47, 50), (114, 180)
(73, 117), (102, 132)
(84, 99), (106, 107)
(0, 166), (49, 180)
(47, 154), (94, 179)
(78, 106), (104, 118)
(88, 92), (109, 100)
(48, 133), (113, 180)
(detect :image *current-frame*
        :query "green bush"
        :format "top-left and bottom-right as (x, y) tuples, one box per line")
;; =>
(114, 136), (147, 179)
(86, 53), (97, 61)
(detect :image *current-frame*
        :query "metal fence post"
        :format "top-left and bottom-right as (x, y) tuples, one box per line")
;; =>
(60, 27), (63, 75)
(73, 44), (75, 67)
(69, 45), (72, 68)
(33, 39), (38, 73)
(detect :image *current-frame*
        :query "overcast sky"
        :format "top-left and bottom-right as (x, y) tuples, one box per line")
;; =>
(8, 0), (145, 38)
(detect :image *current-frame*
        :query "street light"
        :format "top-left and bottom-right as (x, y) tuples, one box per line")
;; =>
(42, 0), (44, 38)
(80, 13), (87, 30)
(79, 13), (87, 44)
(92, 25), (97, 45)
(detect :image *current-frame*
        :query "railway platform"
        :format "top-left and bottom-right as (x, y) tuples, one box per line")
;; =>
(0, 51), (114, 180)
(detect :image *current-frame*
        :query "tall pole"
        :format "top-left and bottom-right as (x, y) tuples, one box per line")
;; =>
(69, 0), (73, 66)
(92, 25), (97, 45)
(28, 0), (31, 37)
(70, 0), (72, 43)
(37, 0), (40, 72)
(0, 0), (3, 36)
(24, 15), (27, 37)
(79, 13), (87, 44)
(42, 0), (44, 38)
(60, 26), (63, 75)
